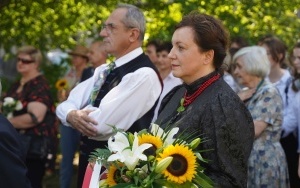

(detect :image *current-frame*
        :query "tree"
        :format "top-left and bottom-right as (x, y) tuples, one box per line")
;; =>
(1, 0), (300, 95)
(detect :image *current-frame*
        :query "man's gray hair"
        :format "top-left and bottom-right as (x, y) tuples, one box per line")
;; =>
(117, 3), (146, 41)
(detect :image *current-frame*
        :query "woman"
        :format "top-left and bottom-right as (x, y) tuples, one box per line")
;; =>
(233, 46), (289, 187)
(4, 46), (56, 188)
(58, 45), (89, 188)
(155, 12), (254, 187)
(260, 36), (299, 187)
(282, 42), (300, 180)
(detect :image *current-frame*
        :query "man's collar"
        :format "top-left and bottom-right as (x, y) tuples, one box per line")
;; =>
(115, 47), (143, 67)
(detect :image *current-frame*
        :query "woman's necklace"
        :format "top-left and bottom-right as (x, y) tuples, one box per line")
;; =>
(177, 73), (221, 113)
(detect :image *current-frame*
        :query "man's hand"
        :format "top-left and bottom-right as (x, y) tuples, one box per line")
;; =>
(66, 109), (98, 137)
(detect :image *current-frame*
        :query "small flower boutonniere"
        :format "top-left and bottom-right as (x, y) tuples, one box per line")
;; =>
(55, 78), (69, 91)
(2, 97), (23, 118)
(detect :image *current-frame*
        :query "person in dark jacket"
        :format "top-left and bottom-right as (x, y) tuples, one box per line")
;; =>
(0, 81), (32, 188)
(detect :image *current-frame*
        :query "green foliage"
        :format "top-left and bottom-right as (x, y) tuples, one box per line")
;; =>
(40, 57), (70, 103)
(1, 0), (300, 93)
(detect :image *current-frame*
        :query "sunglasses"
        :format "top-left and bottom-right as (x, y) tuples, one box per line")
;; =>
(17, 57), (35, 64)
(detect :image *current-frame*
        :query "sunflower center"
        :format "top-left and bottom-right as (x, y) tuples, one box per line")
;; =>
(167, 154), (188, 176)
(144, 146), (157, 156)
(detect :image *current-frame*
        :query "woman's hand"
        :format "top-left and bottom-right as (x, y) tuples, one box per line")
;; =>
(237, 88), (256, 101)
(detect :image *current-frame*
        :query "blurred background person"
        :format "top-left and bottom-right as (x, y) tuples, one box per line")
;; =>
(0, 80), (32, 188)
(282, 41), (300, 187)
(58, 45), (89, 188)
(228, 36), (249, 74)
(152, 41), (182, 121)
(81, 40), (108, 82)
(145, 39), (161, 68)
(3, 45), (56, 188)
(233, 46), (289, 187)
(259, 36), (298, 187)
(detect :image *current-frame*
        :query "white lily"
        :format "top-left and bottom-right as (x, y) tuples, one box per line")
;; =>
(107, 133), (152, 170)
(150, 123), (179, 146)
(107, 132), (129, 153)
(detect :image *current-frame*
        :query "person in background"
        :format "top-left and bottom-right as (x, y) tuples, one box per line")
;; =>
(282, 41), (300, 187)
(56, 4), (162, 187)
(259, 36), (299, 187)
(230, 36), (249, 56)
(3, 45), (56, 188)
(145, 39), (161, 68)
(233, 46), (289, 187)
(81, 40), (108, 82)
(152, 41), (182, 121)
(0, 80), (32, 188)
(224, 36), (249, 92)
(58, 45), (89, 188)
(155, 12), (254, 187)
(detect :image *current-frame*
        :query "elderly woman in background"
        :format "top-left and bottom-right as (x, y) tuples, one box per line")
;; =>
(155, 12), (254, 187)
(3, 46), (56, 188)
(233, 46), (289, 187)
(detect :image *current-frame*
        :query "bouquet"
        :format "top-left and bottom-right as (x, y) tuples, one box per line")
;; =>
(87, 124), (213, 188)
(2, 97), (23, 118)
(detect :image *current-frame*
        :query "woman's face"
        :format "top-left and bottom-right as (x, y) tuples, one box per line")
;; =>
(157, 50), (171, 72)
(233, 56), (256, 87)
(16, 53), (37, 74)
(292, 47), (300, 74)
(168, 27), (210, 84)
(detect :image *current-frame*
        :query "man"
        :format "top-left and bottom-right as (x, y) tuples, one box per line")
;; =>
(0, 81), (32, 188)
(56, 4), (162, 187)
(81, 40), (108, 82)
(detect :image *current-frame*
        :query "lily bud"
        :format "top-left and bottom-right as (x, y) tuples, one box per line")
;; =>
(155, 156), (173, 173)
(128, 133), (135, 145)
(189, 138), (201, 149)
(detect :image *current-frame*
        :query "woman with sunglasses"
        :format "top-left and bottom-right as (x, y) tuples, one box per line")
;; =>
(2, 45), (56, 188)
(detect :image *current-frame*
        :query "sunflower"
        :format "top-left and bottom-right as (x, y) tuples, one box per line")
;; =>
(55, 78), (68, 90)
(138, 134), (163, 156)
(106, 164), (119, 186)
(156, 144), (197, 184)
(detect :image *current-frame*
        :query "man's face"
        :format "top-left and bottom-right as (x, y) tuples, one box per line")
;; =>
(99, 8), (132, 59)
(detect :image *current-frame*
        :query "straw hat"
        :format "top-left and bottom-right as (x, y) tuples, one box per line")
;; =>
(68, 45), (89, 58)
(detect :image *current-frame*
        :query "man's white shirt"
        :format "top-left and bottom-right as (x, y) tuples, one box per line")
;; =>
(56, 47), (162, 141)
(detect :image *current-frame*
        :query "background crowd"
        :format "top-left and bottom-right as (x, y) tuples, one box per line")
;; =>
(0, 2), (300, 188)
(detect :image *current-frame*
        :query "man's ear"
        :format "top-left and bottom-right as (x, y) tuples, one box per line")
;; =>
(203, 49), (214, 65)
(129, 28), (140, 42)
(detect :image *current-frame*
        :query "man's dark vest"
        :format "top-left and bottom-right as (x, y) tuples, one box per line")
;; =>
(80, 53), (162, 153)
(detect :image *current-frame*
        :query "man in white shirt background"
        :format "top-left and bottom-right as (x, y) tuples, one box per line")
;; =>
(56, 4), (162, 187)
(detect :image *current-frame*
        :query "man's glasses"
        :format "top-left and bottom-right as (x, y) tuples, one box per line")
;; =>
(101, 22), (135, 33)
(17, 57), (35, 64)
(101, 23), (116, 33)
